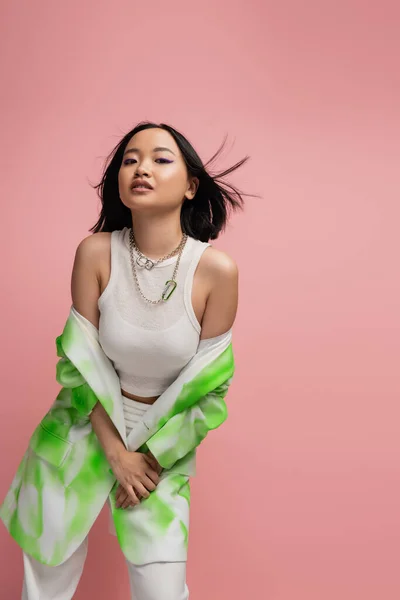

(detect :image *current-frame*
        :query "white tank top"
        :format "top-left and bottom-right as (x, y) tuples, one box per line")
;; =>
(98, 226), (211, 397)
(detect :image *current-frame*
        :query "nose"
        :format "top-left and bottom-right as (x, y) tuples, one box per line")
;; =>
(135, 162), (150, 177)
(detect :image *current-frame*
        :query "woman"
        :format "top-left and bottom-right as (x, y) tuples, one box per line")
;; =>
(1, 121), (250, 599)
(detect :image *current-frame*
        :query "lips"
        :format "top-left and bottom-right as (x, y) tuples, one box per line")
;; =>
(131, 180), (153, 190)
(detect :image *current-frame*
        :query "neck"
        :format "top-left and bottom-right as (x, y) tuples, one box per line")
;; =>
(130, 213), (185, 260)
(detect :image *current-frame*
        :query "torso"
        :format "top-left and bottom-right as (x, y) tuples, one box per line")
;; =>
(96, 231), (214, 405)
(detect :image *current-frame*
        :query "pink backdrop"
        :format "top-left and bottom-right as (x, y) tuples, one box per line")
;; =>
(1, 1), (399, 598)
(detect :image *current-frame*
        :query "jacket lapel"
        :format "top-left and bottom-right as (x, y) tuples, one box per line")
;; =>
(61, 306), (127, 445)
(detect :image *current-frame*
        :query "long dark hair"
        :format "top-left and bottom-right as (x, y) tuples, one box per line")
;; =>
(89, 121), (255, 242)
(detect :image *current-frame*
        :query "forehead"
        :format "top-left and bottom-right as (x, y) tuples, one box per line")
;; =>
(126, 128), (180, 154)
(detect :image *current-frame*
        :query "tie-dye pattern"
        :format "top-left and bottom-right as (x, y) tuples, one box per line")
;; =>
(0, 306), (235, 566)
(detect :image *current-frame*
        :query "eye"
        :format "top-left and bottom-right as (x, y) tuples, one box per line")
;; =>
(122, 158), (172, 165)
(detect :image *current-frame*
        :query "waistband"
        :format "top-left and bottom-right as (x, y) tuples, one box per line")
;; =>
(122, 396), (151, 436)
(122, 396), (150, 414)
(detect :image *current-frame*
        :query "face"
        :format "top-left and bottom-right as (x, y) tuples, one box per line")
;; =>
(118, 127), (198, 213)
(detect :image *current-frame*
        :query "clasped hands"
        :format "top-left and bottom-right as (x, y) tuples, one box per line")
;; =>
(110, 448), (163, 509)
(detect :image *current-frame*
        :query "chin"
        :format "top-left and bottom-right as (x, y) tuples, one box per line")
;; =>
(124, 194), (157, 206)
(128, 200), (162, 213)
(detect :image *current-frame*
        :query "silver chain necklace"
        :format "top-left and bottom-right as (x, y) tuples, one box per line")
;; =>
(129, 228), (188, 304)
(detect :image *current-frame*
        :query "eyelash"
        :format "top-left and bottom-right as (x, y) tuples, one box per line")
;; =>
(123, 158), (172, 165)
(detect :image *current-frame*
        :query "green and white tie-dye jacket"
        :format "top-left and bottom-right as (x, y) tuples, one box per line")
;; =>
(0, 306), (235, 566)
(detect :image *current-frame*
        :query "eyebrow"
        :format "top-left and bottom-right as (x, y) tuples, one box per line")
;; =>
(123, 146), (176, 157)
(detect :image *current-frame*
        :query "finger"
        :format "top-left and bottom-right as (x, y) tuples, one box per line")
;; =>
(116, 491), (127, 508)
(120, 493), (138, 509)
(134, 482), (151, 500)
(125, 484), (140, 506)
(121, 494), (134, 509)
(116, 484), (129, 505)
(141, 474), (157, 492)
(147, 452), (163, 475)
(143, 453), (159, 470)
(116, 485), (127, 505)
(145, 467), (160, 486)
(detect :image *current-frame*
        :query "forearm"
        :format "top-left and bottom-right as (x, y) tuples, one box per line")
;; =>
(89, 401), (126, 464)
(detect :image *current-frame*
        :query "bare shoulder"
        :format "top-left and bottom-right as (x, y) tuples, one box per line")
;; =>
(74, 231), (111, 273)
(71, 232), (112, 326)
(75, 231), (111, 257)
(198, 245), (239, 340)
(201, 245), (239, 281)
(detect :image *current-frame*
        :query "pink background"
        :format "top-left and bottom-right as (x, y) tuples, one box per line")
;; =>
(1, 1), (399, 598)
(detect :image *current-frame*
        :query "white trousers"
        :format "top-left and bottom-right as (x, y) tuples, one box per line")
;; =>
(22, 536), (189, 600)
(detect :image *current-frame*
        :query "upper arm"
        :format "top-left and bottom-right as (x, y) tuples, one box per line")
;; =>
(199, 249), (239, 341)
(70, 233), (108, 330)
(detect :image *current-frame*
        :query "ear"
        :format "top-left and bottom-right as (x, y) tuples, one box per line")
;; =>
(185, 176), (199, 201)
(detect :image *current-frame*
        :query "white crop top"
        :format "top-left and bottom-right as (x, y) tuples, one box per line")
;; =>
(98, 227), (211, 397)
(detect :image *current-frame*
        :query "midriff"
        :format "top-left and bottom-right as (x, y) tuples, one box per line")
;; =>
(121, 389), (159, 405)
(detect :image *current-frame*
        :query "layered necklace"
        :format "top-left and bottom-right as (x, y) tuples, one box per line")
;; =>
(129, 228), (188, 304)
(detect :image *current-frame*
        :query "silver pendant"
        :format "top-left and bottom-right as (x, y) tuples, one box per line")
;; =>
(136, 255), (155, 270)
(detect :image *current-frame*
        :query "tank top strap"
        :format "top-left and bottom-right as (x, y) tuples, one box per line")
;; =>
(183, 239), (211, 333)
(98, 229), (123, 310)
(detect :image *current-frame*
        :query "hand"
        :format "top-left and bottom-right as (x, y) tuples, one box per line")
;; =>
(147, 450), (163, 476)
(109, 450), (161, 507)
(115, 451), (163, 509)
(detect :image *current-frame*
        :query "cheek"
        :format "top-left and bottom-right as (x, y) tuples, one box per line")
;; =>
(158, 166), (187, 192)
(118, 168), (129, 184)
(118, 168), (133, 192)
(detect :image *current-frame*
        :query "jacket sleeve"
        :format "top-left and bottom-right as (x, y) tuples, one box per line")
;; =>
(55, 335), (98, 418)
(144, 377), (233, 470)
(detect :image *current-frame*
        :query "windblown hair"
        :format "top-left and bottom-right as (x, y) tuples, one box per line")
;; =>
(89, 121), (255, 242)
